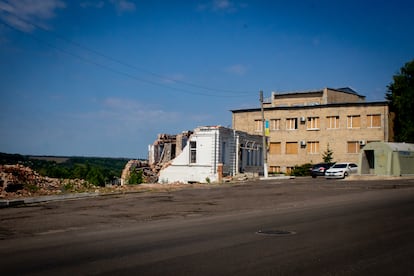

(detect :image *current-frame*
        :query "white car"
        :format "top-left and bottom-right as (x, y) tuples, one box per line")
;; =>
(325, 163), (358, 179)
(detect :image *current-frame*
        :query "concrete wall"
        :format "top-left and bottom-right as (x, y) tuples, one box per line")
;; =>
(269, 88), (364, 108)
(359, 142), (414, 176)
(158, 126), (263, 183)
(325, 88), (364, 104)
(271, 91), (323, 107)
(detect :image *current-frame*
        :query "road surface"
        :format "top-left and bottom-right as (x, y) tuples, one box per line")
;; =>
(1, 178), (414, 275)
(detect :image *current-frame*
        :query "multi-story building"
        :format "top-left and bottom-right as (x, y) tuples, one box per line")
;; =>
(231, 87), (392, 174)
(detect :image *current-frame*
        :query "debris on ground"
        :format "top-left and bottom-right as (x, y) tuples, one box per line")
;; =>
(0, 164), (210, 200)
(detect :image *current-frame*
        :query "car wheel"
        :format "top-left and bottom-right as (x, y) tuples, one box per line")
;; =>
(312, 175), (316, 178)
(343, 172), (348, 179)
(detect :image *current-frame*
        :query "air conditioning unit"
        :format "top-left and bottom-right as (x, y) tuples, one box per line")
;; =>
(300, 117), (306, 122)
(359, 140), (366, 146)
(300, 140), (306, 146)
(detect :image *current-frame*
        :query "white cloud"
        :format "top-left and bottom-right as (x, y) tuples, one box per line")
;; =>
(0, 0), (65, 32)
(225, 64), (248, 76)
(109, 0), (136, 13)
(214, 0), (231, 10)
(198, 0), (247, 12)
(80, 1), (105, 9)
(100, 97), (180, 123)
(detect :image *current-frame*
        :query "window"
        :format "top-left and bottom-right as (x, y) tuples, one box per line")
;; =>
(347, 141), (360, 154)
(269, 142), (281, 155)
(269, 166), (280, 173)
(286, 118), (298, 130)
(270, 119), (281, 130)
(307, 117), (320, 130)
(286, 167), (294, 175)
(367, 114), (381, 128)
(307, 141), (319, 154)
(255, 119), (263, 132)
(286, 142), (298, 154)
(347, 115), (361, 128)
(221, 142), (226, 164)
(190, 141), (197, 163)
(327, 116), (339, 129)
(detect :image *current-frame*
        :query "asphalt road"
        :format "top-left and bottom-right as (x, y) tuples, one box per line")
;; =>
(1, 178), (414, 275)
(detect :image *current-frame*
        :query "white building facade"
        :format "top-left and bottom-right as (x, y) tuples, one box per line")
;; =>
(158, 126), (263, 184)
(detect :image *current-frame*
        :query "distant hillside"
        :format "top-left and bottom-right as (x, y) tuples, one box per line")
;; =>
(0, 152), (135, 186)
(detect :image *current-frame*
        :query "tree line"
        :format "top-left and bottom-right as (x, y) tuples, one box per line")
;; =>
(0, 153), (130, 186)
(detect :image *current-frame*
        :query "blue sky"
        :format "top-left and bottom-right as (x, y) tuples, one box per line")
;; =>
(1, 0), (413, 158)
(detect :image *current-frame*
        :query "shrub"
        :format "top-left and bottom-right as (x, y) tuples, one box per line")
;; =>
(128, 169), (143, 184)
(290, 163), (312, 176)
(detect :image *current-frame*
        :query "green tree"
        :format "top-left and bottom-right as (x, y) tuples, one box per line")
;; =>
(322, 143), (334, 163)
(386, 59), (414, 143)
(86, 167), (105, 186)
(128, 169), (143, 184)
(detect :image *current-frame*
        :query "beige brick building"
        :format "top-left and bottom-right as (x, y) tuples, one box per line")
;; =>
(231, 87), (392, 174)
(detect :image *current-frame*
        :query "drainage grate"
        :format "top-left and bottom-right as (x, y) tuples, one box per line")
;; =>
(256, 230), (296, 236)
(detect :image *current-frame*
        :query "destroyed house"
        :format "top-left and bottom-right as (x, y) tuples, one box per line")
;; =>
(153, 126), (264, 184)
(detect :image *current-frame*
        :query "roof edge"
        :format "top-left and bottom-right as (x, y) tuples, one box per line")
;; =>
(230, 101), (388, 113)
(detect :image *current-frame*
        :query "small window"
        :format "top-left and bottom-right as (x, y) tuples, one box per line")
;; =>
(254, 119), (263, 132)
(269, 142), (281, 155)
(347, 141), (360, 153)
(307, 117), (320, 130)
(306, 141), (319, 154)
(286, 118), (298, 130)
(367, 114), (381, 128)
(270, 119), (281, 130)
(286, 142), (298, 154)
(269, 166), (280, 173)
(190, 141), (197, 163)
(327, 116), (339, 129)
(347, 115), (361, 128)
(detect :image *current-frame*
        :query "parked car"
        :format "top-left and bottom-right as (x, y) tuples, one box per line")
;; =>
(325, 162), (358, 179)
(310, 163), (335, 178)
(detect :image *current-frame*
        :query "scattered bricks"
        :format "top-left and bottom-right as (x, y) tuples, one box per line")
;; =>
(0, 164), (91, 199)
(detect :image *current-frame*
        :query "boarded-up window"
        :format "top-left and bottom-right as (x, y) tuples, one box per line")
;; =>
(269, 142), (281, 155)
(286, 118), (298, 130)
(347, 115), (361, 128)
(327, 116), (339, 129)
(269, 166), (280, 173)
(367, 114), (381, 128)
(255, 119), (262, 132)
(347, 141), (360, 153)
(307, 141), (319, 154)
(307, 117), (320, 129)
(270, 119), (281, 130)
(286, 142), (298, 154)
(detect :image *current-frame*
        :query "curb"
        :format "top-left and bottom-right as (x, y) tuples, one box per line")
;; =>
(0, 192), (99, 208)
(260, 176), (295, 181)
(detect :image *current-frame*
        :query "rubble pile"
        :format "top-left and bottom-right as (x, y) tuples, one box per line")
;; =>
(120, 160), (158, 184)
(0, 164), (92, 199)
(0, 164), (201, 200)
